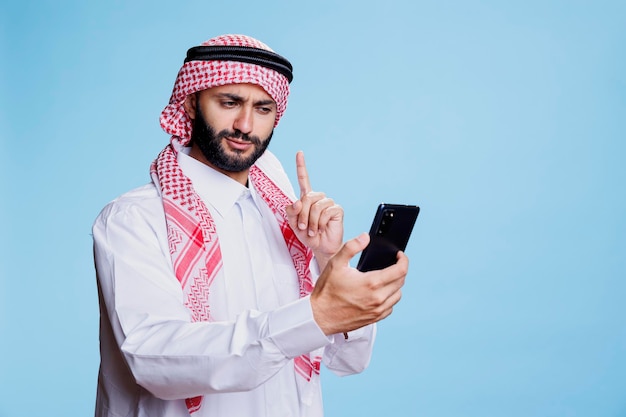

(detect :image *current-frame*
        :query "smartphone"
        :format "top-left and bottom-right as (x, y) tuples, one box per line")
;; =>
(356, 203), (420, 272)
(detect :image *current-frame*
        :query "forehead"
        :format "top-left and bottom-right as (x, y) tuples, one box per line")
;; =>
(199, 83), (274, 102)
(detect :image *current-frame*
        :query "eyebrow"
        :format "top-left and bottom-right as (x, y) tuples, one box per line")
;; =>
(216, 93), (276, 107)
(255, 99), (276, 107)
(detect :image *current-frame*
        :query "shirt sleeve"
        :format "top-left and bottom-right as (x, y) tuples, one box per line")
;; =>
(93, 194), (331, 400)
(309, 251), (377, 376)
(323, 325), (376, 376)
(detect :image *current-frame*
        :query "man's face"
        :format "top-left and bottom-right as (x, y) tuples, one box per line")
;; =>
(187, 84), (277, 178)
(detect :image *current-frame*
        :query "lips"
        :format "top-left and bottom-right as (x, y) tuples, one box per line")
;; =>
(225, 137), (253, 151)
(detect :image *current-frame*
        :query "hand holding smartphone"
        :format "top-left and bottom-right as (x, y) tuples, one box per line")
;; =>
(356, 203), (420, 272)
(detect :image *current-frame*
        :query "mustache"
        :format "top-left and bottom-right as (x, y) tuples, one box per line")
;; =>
(217, 129), (262, 146)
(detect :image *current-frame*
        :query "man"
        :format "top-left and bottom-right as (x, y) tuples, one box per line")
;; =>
(92, 34), (408, 417)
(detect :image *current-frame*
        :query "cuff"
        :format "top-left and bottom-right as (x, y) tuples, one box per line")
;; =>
(331, 323), (373, 343)
(268, 296), (331, 358)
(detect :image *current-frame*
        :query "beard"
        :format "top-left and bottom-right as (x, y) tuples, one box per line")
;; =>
(190, 106), (273, 173)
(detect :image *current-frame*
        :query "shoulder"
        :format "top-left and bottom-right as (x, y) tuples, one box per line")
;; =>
(93, 183), (164, 231)
(255, 149), (284, 173)
(255, 150), (296, 199)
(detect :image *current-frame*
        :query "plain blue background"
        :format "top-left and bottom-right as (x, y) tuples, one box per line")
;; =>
(1, 1), (625, 416)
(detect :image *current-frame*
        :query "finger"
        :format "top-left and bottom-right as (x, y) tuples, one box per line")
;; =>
(285, 199), (303, 230)
(377, 255), (408, 296)
(316, 203), (343, 231)
(306, 197), (335, 236)
(297, 191), (325, 232)
(379, 288), (403, 320)
(310, 203), (343, 237)
(391, 251), (410, 274)
(377, 298), (400, 322)
(372, 251), (409, 277)
(296, 151), (312, 197)
(332, 233), (370, 265)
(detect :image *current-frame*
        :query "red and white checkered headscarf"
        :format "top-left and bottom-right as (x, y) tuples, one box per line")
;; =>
(160, 34), (291, 144)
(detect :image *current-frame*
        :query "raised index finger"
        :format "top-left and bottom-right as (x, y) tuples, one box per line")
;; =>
(296, 150), (312, 197)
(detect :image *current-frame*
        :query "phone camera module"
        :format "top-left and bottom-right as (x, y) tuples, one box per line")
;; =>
(378, 209), (395, 235)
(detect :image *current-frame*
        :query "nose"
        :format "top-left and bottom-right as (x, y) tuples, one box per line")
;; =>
(233, 107), (253, 135)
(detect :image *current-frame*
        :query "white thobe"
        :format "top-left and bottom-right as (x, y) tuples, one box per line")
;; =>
(92, 149), (375, 417)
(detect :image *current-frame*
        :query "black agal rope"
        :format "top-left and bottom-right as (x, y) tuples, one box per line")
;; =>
(185, 45), (293, 83)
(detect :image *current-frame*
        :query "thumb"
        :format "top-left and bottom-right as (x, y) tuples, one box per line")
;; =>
(333, 233), (370, 265)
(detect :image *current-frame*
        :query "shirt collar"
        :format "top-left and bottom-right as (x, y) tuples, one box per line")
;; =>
(177, 147), (264, 218)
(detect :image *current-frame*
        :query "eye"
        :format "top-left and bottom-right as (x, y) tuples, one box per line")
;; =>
(256, 105), (276, 115)
(221, 100), (238, 108)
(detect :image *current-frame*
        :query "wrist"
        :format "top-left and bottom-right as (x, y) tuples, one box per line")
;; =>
(313, 252), (332, 271)
(313, 244), (341, 271)
(309, 292), (332, 335)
